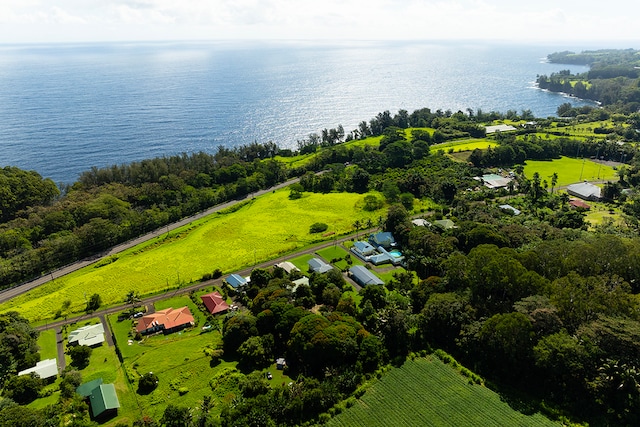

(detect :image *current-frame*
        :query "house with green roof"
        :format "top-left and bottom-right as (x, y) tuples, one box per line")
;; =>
(77, 378), (120, 419)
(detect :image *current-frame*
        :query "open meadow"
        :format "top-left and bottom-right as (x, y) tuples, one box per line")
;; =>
(327, 356), (560, 427)
(523, 156), (617, 187)
(0, 189), (384, 321)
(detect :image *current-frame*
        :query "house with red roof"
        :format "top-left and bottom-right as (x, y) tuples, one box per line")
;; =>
(569, 199), (591, 210)
(136, 307), (195, 335)
(200, 291), (230, 315)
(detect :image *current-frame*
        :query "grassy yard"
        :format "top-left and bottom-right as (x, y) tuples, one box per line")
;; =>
(327, 356), (560, 427)
(37, 329), (58, 361)
(1, 189), (384, 322)
(523, 156), (617, 187)
(107, 309), (248, 422)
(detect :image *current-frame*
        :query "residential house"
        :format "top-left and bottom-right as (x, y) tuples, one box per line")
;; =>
(136, 307), (195, 335)
(77, 378), (120, 419)
(68, 323), (105, 347)
(369, 232), (397, 250)
(226, 274), (248, 289)
(275, 261), (299, 274)
(18, 358), (58, 380)
(499, 204), (521, 215)
(308, 258), (333, 274)
(566, 181), (601, 201)
(200, 292), (230, 315)
(349, 265), (384, 286)
(569, 199), (591, 210)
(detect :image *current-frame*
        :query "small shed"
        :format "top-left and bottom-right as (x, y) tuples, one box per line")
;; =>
(308, 258), (333, 274)
(276, 357), (287, 370)
(349, 265), (384, 286)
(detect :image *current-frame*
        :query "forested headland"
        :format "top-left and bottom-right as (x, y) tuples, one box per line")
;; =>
(537, 48), (640, 113)
(2, 49), (640, 426)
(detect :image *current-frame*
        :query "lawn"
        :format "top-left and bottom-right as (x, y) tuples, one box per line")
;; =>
(523, 156), (617, 187)
(37, 329), (58, 361)
(327, 356), (560, 427)
(107, 309), (244, 421)
(433, 138), (496, 152)
(316, 245), (366, 271)
(1, 189), (385, 322)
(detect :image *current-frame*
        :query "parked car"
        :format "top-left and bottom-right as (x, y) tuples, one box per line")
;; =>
(133, 312), (144, 318)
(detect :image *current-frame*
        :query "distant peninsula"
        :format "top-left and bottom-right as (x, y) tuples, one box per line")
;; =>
(537, 48), (640, 112)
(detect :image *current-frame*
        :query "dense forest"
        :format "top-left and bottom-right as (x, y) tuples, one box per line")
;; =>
(4, 48), (640, 426)
(537, 48), (640, 113)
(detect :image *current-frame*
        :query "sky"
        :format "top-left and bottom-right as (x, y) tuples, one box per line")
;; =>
(0, 0), (637, 45)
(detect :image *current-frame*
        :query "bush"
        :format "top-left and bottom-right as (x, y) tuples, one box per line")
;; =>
(310, 222), (329, 233)
(138, 372), (159, 394)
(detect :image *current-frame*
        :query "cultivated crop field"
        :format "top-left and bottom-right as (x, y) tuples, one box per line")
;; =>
(523, 156), (616, 187)
(1, 189), (383, 321)
(327, 356), (560, 427)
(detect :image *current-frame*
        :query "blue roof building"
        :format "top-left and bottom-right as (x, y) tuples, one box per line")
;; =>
(226, 274), (248, 288)
(369, 232), (397, 249)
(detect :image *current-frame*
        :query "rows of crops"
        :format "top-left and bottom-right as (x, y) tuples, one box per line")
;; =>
(327, 357), (559, 427)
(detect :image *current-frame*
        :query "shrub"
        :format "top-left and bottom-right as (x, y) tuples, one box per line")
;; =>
(310, 222), (329, 233)
(138, 372), (159, 394)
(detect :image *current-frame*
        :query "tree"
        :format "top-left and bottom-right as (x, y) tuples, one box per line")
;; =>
(59, 369), (83, 399)
(138, 372), (159, 394)
(125, 290), (141, 308)
(68, 345), (92, 369)
(85, 293), (101, 313)
(2, 373), (44, 404)
(161, 404), (193, 427)
(237, 335), (273, 369)
(550, 172), (558, 194)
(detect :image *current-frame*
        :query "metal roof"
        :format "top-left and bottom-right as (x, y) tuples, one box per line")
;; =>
(90, 383), (120, 417)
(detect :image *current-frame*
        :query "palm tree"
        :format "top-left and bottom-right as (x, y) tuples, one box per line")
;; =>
(353, 219), (362, 240)
(550, 172), (558, 194)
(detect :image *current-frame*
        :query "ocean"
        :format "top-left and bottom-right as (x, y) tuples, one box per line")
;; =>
(0, 40), (593, 184)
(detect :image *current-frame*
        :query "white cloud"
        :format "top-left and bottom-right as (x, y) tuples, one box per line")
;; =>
(0, 0), (637, 44)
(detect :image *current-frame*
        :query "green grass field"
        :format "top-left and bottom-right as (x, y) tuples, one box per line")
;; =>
(1, 189), (385, 322)
(523, 156), (617, 187)
(433, 138), (496, 152)
(327, 356), (560, 427)
(107, 310), (252, 422)
(37, 329), (58, 361)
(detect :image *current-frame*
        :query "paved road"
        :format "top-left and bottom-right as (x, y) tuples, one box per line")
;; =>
(34, 229), (372, 333)
(0, 177), (303, 304)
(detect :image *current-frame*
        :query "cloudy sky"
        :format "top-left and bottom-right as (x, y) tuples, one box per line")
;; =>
(0, 0), (636, 45)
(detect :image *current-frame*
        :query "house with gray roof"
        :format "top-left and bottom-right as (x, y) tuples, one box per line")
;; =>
(349, 265), (384, 286)
(567, 181), (601, 201)
(68, 323), (105, 347)
(18, 358), (58, 380)
(369, 232), (397, 249)
(308, 258), (333, 274)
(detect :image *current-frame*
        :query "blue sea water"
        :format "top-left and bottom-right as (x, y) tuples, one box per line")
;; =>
(0, 40), (593, 184)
